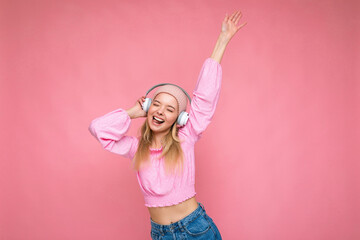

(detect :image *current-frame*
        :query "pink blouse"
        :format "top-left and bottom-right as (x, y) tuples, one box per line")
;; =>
(88, 58), (222, 207)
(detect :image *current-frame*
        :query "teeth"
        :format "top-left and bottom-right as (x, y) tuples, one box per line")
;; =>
(154, 116), (164, 122)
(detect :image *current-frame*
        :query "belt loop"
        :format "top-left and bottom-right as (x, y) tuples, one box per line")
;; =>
(160, 225), (164, 236)
(199, 202), (206, 212)
(178, 221), (184, 232)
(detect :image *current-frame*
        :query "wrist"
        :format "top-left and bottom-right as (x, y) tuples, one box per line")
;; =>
(218, 32), (231, 44)
(126, 107), (138, 119)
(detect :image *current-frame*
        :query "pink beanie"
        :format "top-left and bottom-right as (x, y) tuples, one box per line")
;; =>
(152, 85), (188, 114)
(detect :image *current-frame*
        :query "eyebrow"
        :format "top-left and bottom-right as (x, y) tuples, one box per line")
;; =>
(154, 99), (175, 109)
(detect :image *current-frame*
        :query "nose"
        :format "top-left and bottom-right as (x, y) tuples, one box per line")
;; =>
(156, 107), (164, 115)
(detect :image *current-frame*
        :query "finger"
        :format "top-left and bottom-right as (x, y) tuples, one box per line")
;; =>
(237, 21), (247, 31)
(230, 10), (240, 22)
(229, 10), (238, 21)
(234, 11), (242, 23)
(234, 11), (242, 25)
(223, 13), (229, 22)
(229, 12), (235, 22)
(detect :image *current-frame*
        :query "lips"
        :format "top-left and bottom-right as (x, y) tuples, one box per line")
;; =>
(153, 116), (165, 125)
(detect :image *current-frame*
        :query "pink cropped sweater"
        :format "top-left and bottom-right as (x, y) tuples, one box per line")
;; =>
(88, 58), (222, 207)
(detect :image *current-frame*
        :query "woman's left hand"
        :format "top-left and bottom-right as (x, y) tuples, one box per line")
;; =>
(221, 10), (247, 41)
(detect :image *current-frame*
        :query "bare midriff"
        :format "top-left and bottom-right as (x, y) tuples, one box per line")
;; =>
(147, 196), (199, 225)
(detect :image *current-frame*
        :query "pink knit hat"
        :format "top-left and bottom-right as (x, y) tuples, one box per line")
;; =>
(152, 85), (188, 114)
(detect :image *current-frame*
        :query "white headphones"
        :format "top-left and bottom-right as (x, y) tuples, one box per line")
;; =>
(142, 83), (191, 126)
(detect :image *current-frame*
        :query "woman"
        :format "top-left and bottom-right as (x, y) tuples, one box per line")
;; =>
(89, 10), (246, 239)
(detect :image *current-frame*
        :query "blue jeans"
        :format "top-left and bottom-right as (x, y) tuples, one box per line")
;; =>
(150, 202), (222, 239)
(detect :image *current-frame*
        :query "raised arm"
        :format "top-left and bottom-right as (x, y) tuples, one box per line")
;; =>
(179, 10), (246, 141)
(210, 10), (247, 64)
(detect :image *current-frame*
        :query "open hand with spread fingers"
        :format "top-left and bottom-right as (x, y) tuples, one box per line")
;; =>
(221, 10), (247, 41)
(210, 10), (247, 63)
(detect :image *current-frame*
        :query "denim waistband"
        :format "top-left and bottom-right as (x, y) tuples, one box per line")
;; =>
(150, 202), (206, 234)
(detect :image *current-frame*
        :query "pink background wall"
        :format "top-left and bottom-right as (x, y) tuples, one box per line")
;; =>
(1, 0), (359, 239)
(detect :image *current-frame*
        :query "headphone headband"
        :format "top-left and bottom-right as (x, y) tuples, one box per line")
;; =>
(145, 83), (192, 104)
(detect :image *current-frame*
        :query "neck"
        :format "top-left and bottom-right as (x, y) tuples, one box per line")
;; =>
(152, 130), (170, 148)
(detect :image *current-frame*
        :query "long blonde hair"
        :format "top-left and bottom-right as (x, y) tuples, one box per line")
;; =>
(132, 120), (184, 176)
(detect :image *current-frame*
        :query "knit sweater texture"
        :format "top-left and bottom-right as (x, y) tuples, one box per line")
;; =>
(88, 58), (222, 207)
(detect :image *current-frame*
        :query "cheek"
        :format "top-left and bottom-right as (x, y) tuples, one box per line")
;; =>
(147, 105), (154, 113)
(168, 113), (178, 123)
(147, 106), (157, 117)
(147, 111), (153, 122)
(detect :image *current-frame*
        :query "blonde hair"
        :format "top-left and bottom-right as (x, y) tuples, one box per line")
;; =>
(132, 120), (184, 176)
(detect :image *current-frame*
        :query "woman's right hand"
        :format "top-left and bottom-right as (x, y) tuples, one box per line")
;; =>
(126, 96), (147, 119)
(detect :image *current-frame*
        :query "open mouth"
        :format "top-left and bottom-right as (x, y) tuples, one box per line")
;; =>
(152, 116), (165, 125)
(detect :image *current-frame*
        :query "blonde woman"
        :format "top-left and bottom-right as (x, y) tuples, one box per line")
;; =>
(89, 10), (246, 239)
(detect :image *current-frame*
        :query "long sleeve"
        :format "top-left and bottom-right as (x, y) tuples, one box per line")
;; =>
(88, 108), (139, 159)
(180, 57), (222, 141)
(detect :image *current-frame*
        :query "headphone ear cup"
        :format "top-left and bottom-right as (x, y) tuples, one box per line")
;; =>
(177, 111), (189, 126)
(142, 98), (152, 112)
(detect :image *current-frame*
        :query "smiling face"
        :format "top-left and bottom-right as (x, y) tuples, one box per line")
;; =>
(147, 92), (179, 135)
